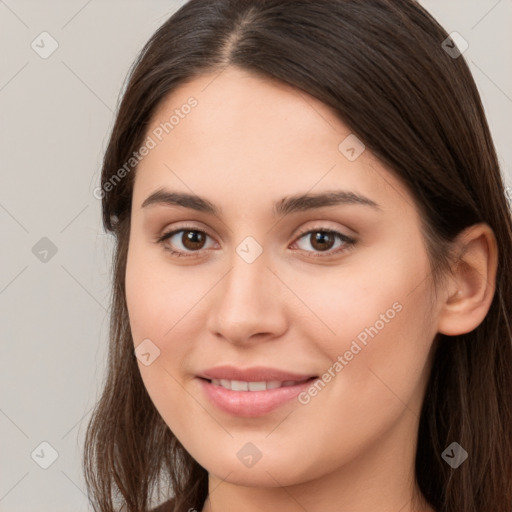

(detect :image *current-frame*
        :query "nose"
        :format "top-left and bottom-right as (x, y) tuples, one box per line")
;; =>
(205, 246), (288, 346)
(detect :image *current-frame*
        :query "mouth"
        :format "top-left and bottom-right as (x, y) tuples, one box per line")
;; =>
(196, 376), (318, 417)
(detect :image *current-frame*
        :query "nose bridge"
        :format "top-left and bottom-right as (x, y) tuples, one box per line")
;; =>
(223, 239), (272, 307)
(207, 237), (286, 342)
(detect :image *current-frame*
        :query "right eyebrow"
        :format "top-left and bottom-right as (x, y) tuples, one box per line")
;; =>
(141, 189), (219, 214)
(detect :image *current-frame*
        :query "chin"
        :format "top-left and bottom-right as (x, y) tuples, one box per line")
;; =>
(196, 448), (315, 488)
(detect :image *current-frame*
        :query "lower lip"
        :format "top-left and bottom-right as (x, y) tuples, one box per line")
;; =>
(197, 377), (316, 417)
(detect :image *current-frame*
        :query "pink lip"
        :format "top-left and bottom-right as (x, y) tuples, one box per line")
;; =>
(198, 365), (315, 382)
(197, 377), (316, 417)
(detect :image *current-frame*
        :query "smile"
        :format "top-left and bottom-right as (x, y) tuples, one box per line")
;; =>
(197, 376), (317, 417)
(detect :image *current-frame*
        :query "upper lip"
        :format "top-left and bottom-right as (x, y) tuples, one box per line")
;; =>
(198, 365), (317, 382)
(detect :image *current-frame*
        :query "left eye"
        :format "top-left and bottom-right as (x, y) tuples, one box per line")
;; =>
(156, 227), (356, 258)
(291, 229), (356, 257)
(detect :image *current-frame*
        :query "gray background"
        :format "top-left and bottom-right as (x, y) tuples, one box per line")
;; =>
(0, 1), (510, 511)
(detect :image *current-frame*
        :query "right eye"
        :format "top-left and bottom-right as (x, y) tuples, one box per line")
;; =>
(156, 227), (217, 258)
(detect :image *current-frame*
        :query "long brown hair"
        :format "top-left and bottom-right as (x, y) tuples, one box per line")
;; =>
(83, 1), (512, 511)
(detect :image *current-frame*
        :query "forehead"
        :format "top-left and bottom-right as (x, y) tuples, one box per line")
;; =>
(132, 66), (413, 219)
(147, 66), (345, 155)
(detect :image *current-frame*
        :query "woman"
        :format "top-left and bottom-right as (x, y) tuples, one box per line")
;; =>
(83, 1), (512, 511)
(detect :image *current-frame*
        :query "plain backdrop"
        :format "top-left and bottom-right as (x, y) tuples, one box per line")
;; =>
(0, 1), (511, 510)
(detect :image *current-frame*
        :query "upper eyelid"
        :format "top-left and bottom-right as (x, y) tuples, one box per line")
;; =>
(159, 220), (350, 235)
(159, 222), (216, 241)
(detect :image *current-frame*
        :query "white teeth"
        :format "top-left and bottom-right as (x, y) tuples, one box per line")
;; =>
(220, 379), (231, 388)
(248, 381), (266, 391)
(209, 379), (301, 391)
(231, 380), (248, 391)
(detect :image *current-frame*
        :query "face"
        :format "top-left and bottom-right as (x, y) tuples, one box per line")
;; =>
(125, 66), (440, 488)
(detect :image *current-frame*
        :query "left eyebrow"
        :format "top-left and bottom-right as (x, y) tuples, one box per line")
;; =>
(274, 190), (382, 216)
(140, 188), (382, 217)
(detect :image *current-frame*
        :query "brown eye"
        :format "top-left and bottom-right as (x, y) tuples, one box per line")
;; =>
(308, 231), (336, 251)
(292, 228), (356, 258)
(157, 228), (215, 257)
(180, 230), (207, 250)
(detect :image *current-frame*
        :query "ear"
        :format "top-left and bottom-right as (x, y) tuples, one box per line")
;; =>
(437, 223), (499, 336)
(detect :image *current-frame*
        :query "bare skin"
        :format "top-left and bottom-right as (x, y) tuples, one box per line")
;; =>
(124, 66), (498, 512)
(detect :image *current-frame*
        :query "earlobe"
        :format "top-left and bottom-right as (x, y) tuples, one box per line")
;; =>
(437, 223), (498, 336)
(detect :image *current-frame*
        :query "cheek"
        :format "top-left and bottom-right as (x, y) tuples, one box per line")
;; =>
(125, 242), (209, 399)
(125, 244), (196, 427)
(125, 240), (201, 342)
(293, 240), (435, 408)
(288, 238), (432, 357)
(125, 245), (156, 343)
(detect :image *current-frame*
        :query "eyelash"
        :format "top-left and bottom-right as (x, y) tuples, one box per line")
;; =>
(155, 224), (357, 259)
